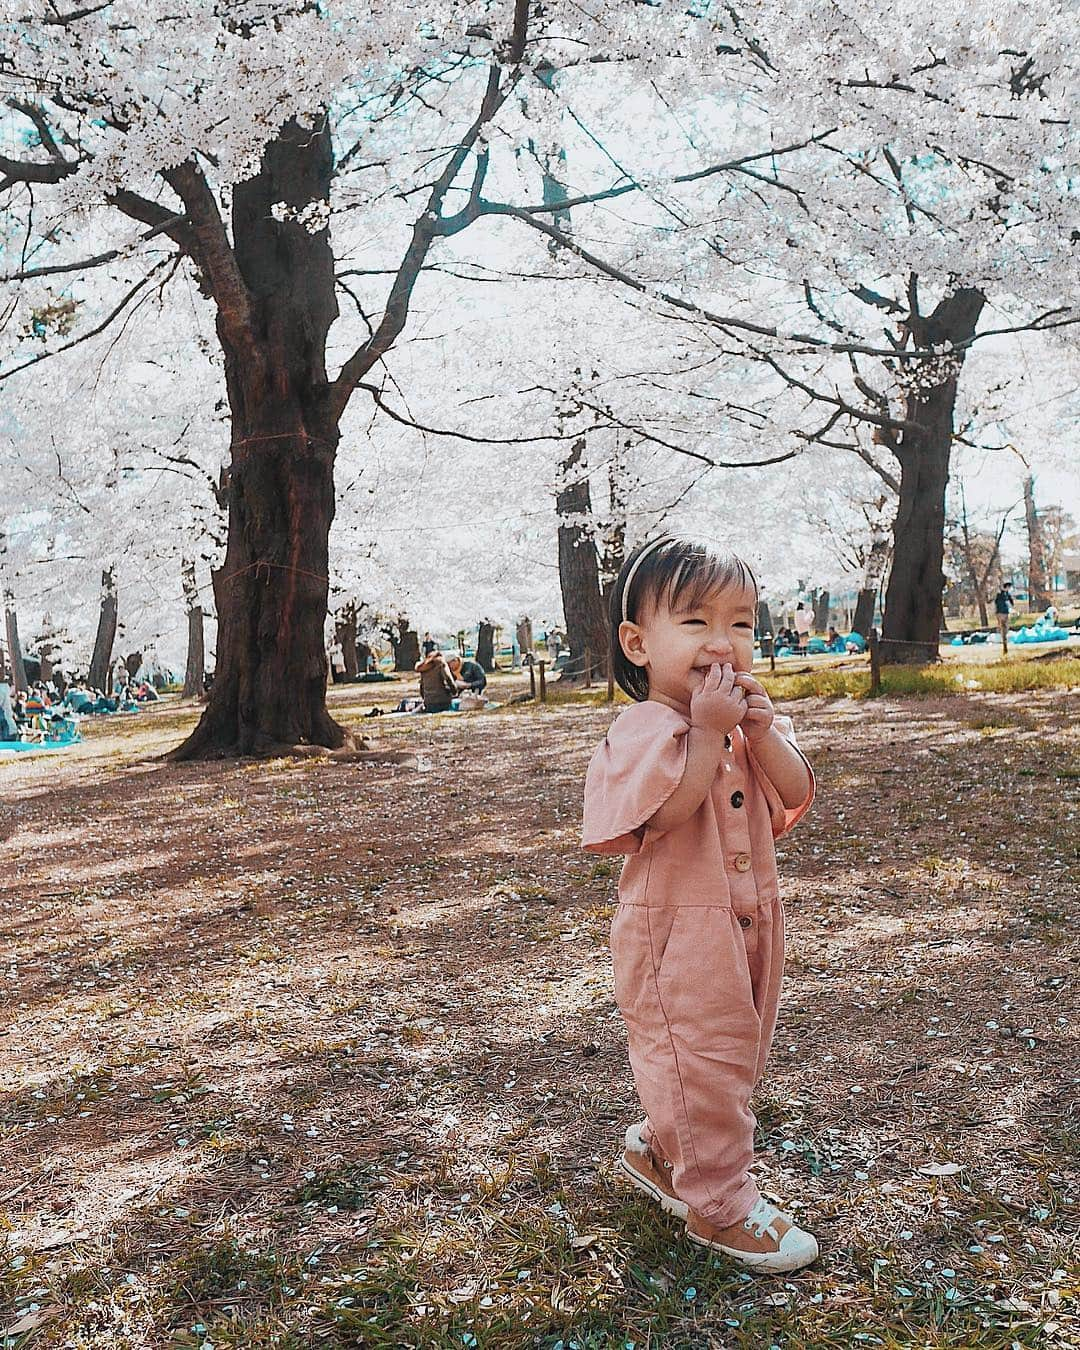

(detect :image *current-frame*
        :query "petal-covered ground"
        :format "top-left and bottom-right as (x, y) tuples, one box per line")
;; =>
(0, 677), (1076, 1348)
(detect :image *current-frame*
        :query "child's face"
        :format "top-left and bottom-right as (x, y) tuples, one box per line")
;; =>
(621, 579), (757, 710)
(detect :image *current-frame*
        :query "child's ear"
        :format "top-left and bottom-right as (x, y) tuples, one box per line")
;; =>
(619, 621), (648, 667)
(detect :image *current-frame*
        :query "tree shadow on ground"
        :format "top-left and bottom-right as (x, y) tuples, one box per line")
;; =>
(0, 690), (1074, 1345)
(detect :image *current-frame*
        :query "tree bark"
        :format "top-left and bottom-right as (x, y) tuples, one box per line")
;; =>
(181, 559), (205, 699)
(812, 589), (830, 633)
(387, 618), (420, 672)
(172, 117), (347, 758)
(881, 288), (985, 663)
(335, 601), (359, 679)
(476, 621), (496, 672)
(556, 436), (607, 680)
(756, 600), (773, 637)
(1022, 475), (1051, 610)
(3, 596), (28, 693)
(88, 566), (118, 692)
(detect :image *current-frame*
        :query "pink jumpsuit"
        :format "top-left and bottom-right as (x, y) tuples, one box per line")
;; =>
(582, 701), (814, 1228)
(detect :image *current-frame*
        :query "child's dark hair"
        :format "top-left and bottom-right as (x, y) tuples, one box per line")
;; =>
(609, 536), (758, 701)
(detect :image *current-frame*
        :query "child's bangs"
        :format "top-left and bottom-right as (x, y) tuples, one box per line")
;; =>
(662, 552), (758, 614)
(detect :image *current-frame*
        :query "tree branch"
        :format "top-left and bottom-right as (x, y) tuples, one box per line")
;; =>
(0, 257), (173, 383)
(329, 53), (526, 421)
(2, 212), (187, 281)
(160, 160), (253, 343)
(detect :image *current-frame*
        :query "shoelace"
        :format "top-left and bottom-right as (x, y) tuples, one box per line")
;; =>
(743, 1199), (783, 1240)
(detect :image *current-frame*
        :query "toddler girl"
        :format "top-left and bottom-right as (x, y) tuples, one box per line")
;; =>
(582, 536), (818, 1273)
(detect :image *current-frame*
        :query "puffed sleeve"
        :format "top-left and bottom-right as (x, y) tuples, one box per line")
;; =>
(582, 702), (690, 854)
(745, 713), (815, 839)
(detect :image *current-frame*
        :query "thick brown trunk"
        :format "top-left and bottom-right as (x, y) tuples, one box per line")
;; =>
(882, 289), (985, 663)
(556, 436), (607, 679)
(852, 590), (874, 637)
(852, 527), (890, 637)
(1023, 475), (1051, 610)
(173, 116), (346, 759)
(88, 566), (117, 691)
(388, 620), (420, 672)
(182, 558), (205, 699)
(335, 602), (359, 679)
(476, 621), (495, 672)
(812, 589), (830, 633)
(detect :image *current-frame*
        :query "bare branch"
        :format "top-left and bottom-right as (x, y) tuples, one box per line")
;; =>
(330, 54), (526, 421)
(505, 131), (835, 219)
(2, 212), (187, 281)
(0, 257), (173, 383)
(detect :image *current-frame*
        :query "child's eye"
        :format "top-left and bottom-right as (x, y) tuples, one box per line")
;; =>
(735, 622), (753, 629)
(681, 619), (705, 626)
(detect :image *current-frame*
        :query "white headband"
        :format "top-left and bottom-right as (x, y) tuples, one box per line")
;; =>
(620, 537), (669, 623)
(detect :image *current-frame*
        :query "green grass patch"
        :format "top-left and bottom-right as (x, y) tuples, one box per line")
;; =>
(761, 656), (1080, 701)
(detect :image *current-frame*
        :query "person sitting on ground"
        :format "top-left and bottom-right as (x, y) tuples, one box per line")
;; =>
(447, 654), (487, 694)
(415, 650), (457, 713)
(825, 626), (846, 653)
(62, 681), (94, 713)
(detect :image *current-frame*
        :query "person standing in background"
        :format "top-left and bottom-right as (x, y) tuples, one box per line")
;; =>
(993, 582), (1014, 652)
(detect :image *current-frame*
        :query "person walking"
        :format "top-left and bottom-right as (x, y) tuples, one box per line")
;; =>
(993, 582), (1014, 652)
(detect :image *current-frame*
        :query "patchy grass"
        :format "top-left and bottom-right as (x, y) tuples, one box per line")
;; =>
(760, 655), (1080, 702)
(0, 688), (1076, 1346)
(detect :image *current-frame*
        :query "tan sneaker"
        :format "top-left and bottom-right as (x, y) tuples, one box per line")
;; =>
(615, 1122), (688, 1219)
(687, 1198), (819, 1274)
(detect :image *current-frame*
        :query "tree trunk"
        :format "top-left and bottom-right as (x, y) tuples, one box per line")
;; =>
(556, 436), (607, 680)
(881, 289), (985, 663)
(3, 597), (28, 693)
(599, 435), (629, 615)
(476, 621), (496, 672)
(172, 117), (347, 758)
(756, 600), (773, 637)
(1022, 475), (1051, 610)
(387, 619), (420, 672)
(812, 589), (830, 633)
(852, 524), (890, 637)
(180, 559), (205, 698)
(88, 566), (118, 692)
(516, 616), (533, 657)
(336, 601), (359, 679)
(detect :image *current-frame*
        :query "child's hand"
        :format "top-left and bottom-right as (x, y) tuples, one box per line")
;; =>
(690, 662), (747, 735)
(733, 672), (774, 743)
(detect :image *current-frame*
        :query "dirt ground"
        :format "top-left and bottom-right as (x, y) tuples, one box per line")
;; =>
(0, 677), (1076, 1348)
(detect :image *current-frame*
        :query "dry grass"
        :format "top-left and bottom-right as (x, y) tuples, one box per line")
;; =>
(0, 683), (1076, 1347)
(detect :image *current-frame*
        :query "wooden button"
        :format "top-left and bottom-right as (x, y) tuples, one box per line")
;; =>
(733, 853), (752, 872)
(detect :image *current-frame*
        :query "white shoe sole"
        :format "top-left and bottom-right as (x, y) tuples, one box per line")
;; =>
(614, 1152), (689, 1220)
(686, 1225), (820, 1274)
(617, 1134), (819, 1274)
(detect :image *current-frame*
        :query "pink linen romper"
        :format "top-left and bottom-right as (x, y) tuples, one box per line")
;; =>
(582, 700), (814, 1228)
